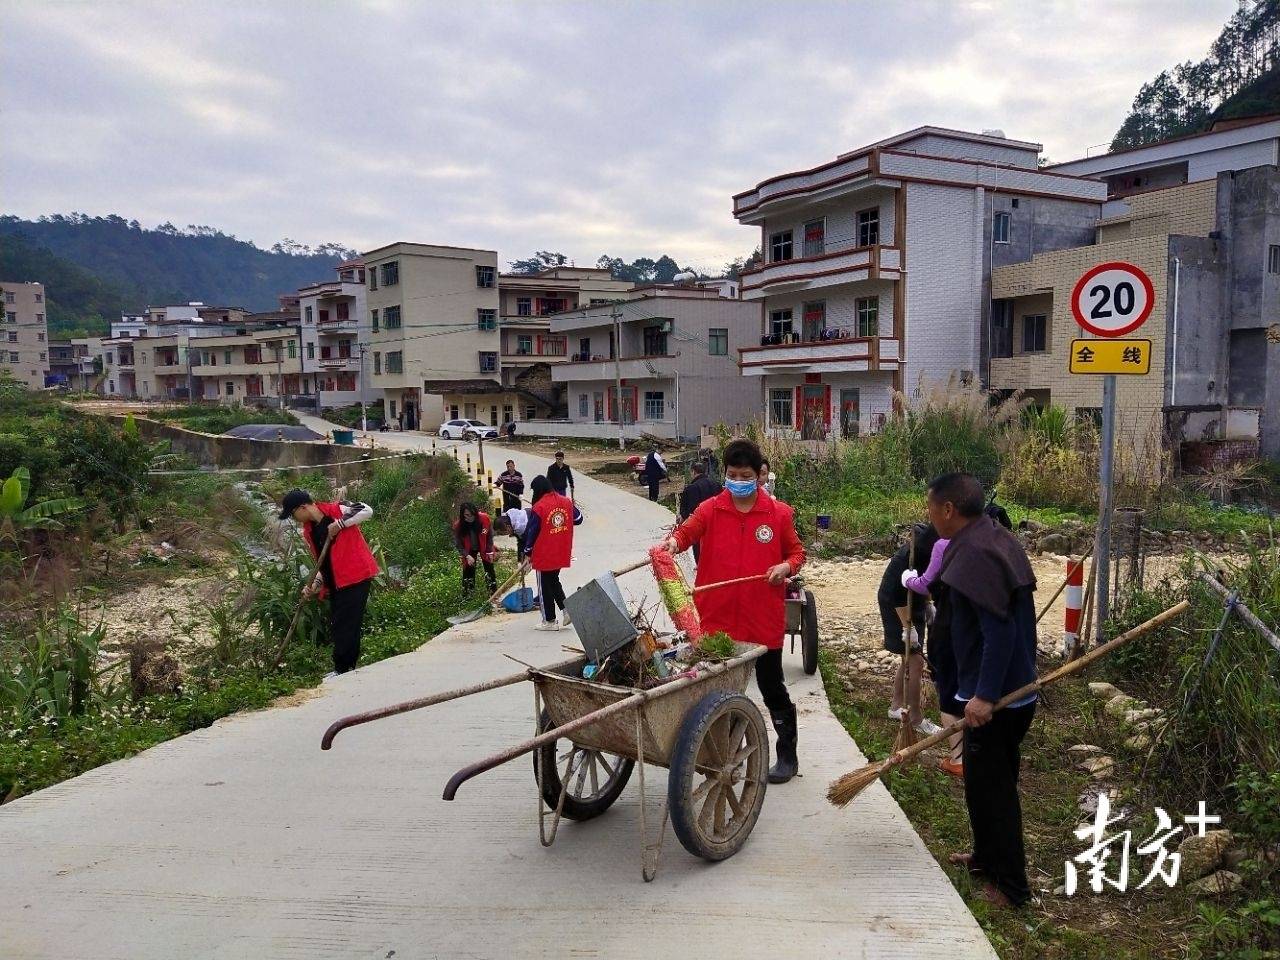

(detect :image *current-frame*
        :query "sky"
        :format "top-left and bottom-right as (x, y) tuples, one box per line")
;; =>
(3, 0), (1237, 274)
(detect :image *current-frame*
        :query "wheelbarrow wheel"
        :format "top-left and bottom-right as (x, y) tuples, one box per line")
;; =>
(668, 691), (768, 862)
(801, 590), (819, 675)
(534, 711), (634, 821)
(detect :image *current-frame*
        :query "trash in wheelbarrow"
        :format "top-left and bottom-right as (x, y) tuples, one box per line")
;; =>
(563, 573), (638, 663)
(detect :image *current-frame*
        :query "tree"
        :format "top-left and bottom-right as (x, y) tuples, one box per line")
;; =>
(722, 248), (762, 280)
(507, 251), (568, 274)
(0, 467), (84, 544)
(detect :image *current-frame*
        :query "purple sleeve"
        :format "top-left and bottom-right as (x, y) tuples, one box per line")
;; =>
(905, 538), (950, 594)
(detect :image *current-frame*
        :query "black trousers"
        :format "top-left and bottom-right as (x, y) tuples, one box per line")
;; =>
(647, 480), (660, 501)
(536, 569), (566, 622)
(754, 647), (793, 715)
(963, 702), (1036, 906)
(461, 553), (497, 594)
(502, 491), (521, 511)
(330, 579), (371, 674)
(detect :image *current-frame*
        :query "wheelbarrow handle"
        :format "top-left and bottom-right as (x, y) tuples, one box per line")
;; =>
(320, 655), (584, 750)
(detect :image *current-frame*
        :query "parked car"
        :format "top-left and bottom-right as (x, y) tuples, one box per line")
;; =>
(438, 419), (499, 441)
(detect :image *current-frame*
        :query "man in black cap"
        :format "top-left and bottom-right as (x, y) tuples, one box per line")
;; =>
(279, 488), (379, 676)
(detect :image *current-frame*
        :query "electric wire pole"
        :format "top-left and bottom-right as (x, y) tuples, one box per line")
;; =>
(612, 303), (625, 450)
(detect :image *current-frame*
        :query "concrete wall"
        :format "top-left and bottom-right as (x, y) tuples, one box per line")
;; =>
(1165, 235), (1227, 413)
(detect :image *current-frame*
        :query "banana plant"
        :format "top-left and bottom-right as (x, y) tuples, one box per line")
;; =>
(0, 467), (85, 543)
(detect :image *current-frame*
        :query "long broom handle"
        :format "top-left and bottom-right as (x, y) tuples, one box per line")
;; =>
(1035, 542), (1095, 624)
(692, 573), (768, 593)
(875, 599), (1190, 767)
(271, 537), (333, 665)
(486, 562), (528, 608)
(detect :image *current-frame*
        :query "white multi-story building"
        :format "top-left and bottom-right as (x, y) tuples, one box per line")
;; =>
(0, 281), (50, 389)
(731, 126), (1107, 438)
(298, 260), (376, 411)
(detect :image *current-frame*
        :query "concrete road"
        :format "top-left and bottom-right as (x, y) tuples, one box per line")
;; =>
(0, 422), (997, 960)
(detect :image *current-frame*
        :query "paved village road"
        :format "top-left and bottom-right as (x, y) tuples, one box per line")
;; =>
(0, 421), (997, 960)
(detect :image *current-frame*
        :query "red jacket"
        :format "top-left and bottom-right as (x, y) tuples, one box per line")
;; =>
(453, 512), (495, 557)
(530, 492), (574, 571)
(673, 489), (805, 649)
(302, 501), (380, 592)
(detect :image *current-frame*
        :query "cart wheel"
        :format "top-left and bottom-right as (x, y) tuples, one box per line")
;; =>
(668, 691), (768, 861)
(802, 590), (819, 676)
(534, 711), (634, 821)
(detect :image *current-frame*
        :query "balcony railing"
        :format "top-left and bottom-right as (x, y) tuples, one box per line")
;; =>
(317, 318), (358, 334)
(733, 151), (874, 219)
(551, 354), (677, 383)
(740, 243), (901, 299)
(738, 336), (901, 376)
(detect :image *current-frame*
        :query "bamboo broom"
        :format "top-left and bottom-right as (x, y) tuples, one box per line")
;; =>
(826, 599), (1190, 808)
(893, 531), (919, 752)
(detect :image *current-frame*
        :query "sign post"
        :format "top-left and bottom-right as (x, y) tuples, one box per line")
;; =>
(1069, 261), (1155, 645)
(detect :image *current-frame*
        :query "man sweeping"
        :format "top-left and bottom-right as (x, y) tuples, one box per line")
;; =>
(662, 438), (806, 783)
(524, 475), (580, 631)
(926, 472), (1038, 909)
(280, 488), (379, 676)
(496, 460), (524, 511)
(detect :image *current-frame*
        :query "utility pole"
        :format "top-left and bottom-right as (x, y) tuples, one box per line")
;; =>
(358, 343), (367, 433)
(612, 303), (624, 450)
(275, 343), (284, 412)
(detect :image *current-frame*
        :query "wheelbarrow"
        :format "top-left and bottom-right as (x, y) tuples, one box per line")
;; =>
(784, 576), (819, 675)
(322, 641), (770, 881)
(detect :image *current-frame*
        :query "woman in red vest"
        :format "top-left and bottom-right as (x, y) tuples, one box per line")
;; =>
(524, 475), (578, 631)
(662, 439), (806, 783)
(280, 488), (381, 676)
(453, 502), (498, 596)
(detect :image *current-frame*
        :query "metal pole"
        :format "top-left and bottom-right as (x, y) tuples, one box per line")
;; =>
(276, 344), (284, 411)
(612, 304), (625, 450)
(358, 344), (367, 433)
(1094, 373), (1117, 645)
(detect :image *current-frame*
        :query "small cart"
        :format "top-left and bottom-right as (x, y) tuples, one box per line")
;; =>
(322, 641), (771, 881)
(785, 576), (820, 675)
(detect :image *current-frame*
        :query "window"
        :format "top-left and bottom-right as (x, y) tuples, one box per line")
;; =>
(373, 351), (381, 375)
(245, 347), (262, 364)
(643, 391), (665, 420)
(503, 404), (513, 424)
(464, 402), (477, 420)
(369, 267), (377, 291)
(524, 405), (536, 421)
(643, 325), (668, 355)
(579, 337), (591, 359)
(370, 309), (379, 332)
(6, 332), (15, 343)
(1269, 244), (1280, 274)
(537, 297), (567, 316)
(857, 208), (880, 246)
(34, 292), (41, 302)
(769, 388), (793, 428)
(517, 297), (532, 316)
(37, 332), (44, 342)
(855, 297), (878, 337)
(381, 261), (399, 287)
(8, 352), (17, 362)
(542, 336), (566, 356)
(476, 265), (495, 288)
(35, 314), (43, 323)
(39, 352), (46, 361)
(802, 301), (825, 340)
(579, 394), (589, 417)
(3, 292), (11, 304)
(1022, 314), (1047, 353)
(770, 308), (793, 337)
(770, 230), (793, 262)
(477, 308), (497, 331)
(447, 405), (457, 419)
(306, 342), (315, 360)
(803, 219), (825, 257)
(5, 312), (14, 324)
(336, 302), (349, 321)
(384, 305), (402, 329)
(225, 381), (234, 396)
(304, 306), (313, 324)
(991, 300), (1013, 359)
(708, 328), (728, 355)
(223, 350), (232, 364)
(517, 334), (533, 355)
(287, 340), (297, 359)
(993, 211), (1011, 244)
(479, 351), (498, 373)
(386, 351), (403, 374)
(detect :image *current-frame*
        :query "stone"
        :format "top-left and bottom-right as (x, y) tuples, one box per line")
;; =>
(1177, 830), (1234, 881)
(1088, 681), (1121, 700)
(1039, 533), (1072, 553)
(1122, 707), (1161, 725)
(1067, 744), (1104, 760)
(1123, 733), (1152, 751)
(1105, 694), (1143, 719)
(855, 660), (871, 671)
(1221, 848), (1249, 871)
(1077, 756), (1115, 779)
(1187, 870), (1242, 897)
(1052, 883), (1067, 896)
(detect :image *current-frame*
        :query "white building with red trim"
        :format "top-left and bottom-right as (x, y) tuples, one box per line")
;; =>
(732, 126), (1107, 438)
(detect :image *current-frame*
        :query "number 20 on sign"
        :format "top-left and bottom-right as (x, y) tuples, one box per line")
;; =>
(1071, 261), (1155, 337)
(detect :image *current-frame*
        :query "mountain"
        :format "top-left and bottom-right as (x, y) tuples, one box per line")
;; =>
(0, 214), (356, 336)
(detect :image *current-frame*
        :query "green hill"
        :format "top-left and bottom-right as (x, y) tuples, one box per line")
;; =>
(0, 214), (355, 336)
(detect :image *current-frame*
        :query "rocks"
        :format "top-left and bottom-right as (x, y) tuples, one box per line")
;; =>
(1122, 707), (1162, 726)
(1077, 756), (1115, 779)
(1088, 681), (1121, 700)
(1178, 830), (1234, 882)
(1067, 744), (1104, 760)
(854, 659), (872, 671)
(1187, 870), (1242, 896)
(1104, 694), (1143, 719)
(1123, 733), (1153, 752)
(1221, 848), (1249, 871)
(1038, 533), (1073, 554)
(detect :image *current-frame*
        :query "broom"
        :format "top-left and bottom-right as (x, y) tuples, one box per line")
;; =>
(893, 530), (919, 752)
(826, 598), (1190, 808)
(271, 537), (333, 665)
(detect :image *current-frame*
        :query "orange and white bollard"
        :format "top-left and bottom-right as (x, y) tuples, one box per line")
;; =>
(1063, 557), (1085, 655)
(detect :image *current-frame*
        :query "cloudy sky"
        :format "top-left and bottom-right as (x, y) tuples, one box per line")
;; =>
(4, 0), (1235, 273)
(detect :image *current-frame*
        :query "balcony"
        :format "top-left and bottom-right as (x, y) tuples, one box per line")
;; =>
(740, 243), (901, 300)
(738, 336), (901, 377)
(551, 354), (677, 383)
(318, 354), (358, 369)
(734, 151), (875, 221)
(153, 362), (186, 375)
(317, 318), (358, 334)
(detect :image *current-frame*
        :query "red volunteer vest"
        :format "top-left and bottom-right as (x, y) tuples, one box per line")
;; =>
(530, 492), (574, 571)
(453, 512), (495, 556)
(303, 502), (381, 591)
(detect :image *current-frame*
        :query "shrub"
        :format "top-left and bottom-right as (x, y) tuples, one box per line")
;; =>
(998, 434), (1098, 510)
(893, 375), (1024, 487)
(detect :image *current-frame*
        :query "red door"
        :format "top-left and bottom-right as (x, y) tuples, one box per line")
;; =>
(795, 384), (830, 440)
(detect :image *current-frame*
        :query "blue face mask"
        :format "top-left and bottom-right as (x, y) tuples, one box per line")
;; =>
(725, 478), (758, 498)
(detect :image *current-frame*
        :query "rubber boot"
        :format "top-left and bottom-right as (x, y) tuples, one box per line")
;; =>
(768, 705), (799, 784)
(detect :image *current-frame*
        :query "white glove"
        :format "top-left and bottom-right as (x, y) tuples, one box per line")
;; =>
(903, 625), (918, 648)
(900, 568), (918, 588)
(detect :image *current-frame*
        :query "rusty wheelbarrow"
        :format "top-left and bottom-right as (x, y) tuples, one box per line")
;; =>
(321, 641), (770, 881)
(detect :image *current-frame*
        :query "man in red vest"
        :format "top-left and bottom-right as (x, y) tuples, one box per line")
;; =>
(662, 439), (806, 783)
(280, 488), (380, 675)
(524, 475), (577, 630)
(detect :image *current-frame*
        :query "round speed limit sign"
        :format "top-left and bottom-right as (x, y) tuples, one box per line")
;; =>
(1071, 261), (1154, 337)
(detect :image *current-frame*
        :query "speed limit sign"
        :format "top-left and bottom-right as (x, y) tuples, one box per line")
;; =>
(1071, 261), (1154, 337)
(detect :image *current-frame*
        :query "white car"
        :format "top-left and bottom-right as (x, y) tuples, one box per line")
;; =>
(438, 419), (499, 441)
